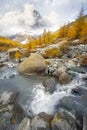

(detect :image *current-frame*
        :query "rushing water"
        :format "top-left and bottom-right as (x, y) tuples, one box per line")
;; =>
(0, 65), (42, 110)
(28, 72), (86, 115)
(0, 64), (87, 116)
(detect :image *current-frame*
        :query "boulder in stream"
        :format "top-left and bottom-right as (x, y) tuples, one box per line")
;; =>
(31, 112), (53, 130)
(42, 77), (56, 93)
(58, 72), (72, 84)
(51, 110), (78, 130)
(18, 53), (47, 75)
(53, 66), (67, 78)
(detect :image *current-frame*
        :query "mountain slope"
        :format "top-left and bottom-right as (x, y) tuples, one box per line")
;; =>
(0, 36), (21, 51)
(9, 33), (35, 44)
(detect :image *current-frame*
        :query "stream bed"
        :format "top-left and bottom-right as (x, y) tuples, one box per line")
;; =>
(0, 62), (87, 116)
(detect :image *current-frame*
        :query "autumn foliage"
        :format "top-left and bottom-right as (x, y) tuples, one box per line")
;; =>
(25, 8), (87, 54)
(43, 48), (62, 58)
(0, 36), (21, 51)
(0, 8), (87, 56)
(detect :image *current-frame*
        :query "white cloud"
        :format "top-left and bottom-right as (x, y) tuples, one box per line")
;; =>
(0, 0), (87, 36)
(0, 4), (49, 36)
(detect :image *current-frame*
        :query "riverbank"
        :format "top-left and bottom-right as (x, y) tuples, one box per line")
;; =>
(0, 56), (87, 130)
(0, 39), (87, 130)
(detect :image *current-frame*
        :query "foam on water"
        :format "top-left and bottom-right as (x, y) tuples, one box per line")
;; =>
(27, 72), (86, 115)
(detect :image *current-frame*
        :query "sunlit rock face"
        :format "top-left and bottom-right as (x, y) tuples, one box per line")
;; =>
(18, 53), (47, 75)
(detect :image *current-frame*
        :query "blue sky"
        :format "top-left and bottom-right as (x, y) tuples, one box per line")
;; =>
(0, 0), (87, 36)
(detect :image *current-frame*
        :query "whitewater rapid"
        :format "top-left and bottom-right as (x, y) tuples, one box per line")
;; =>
(0, 63), (86, 116)
(26, 72), (86, 115)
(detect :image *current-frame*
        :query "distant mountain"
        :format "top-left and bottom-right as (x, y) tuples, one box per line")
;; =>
(9, 33), (35, 44)
(32, 9), (48, 29)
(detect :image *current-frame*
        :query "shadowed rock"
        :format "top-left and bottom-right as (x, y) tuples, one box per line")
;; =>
(42, 77), (56, 93)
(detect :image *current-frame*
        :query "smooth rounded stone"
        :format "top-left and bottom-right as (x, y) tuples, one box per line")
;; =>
(42, 77), (56, 93)
(51, 110), (78, 130)
(18, 53), (47, 75)
(31, 112), (53, 130)
(59, 72), (72, 84)
(53, 66), (67, 78)
(17, 118), (31, 130)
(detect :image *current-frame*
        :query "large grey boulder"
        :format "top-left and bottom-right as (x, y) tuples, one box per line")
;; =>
(42, 78), (56, 93)
(51, 110), (78, 130)
(58, 94), (87, 129)
(31, 112), (53, 130)
(18, 53), (47, 75)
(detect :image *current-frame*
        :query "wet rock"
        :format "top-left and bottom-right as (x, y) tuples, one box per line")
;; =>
(82, 76), (87, 81)
(51, 110), (78, 130)
(11, 103), (25, 124)
(19, 53), (47, 75)
(0, 123), (15, 130)
(0, 91), (19, 105)
(59, 72), (72, 84)
(17, 117), (31, 130)
(31, 112), (53, 130)
(0, 111), (12, 123)
(42, 78), (56, 93)
(53, 65), (72, 84)
(53, 66), (67, 78)
(69, 66), (85, 73)
(47, 66), (55, 76)
(0, 63), (5, 68)
(9, 74), (15, 78)
(0, 112), (13, 130)
(0, 91), (26, 130)
(71, 87), (87, 96)
(58, 96), (87, 129)
(9, 91), (19, 104)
